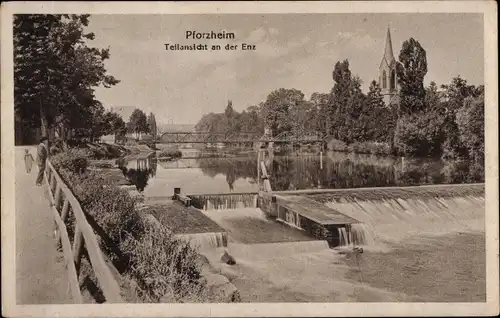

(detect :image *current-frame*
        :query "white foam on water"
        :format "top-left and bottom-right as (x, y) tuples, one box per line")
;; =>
(175, 232), (227, 252)
(202, 207), (318, 244)
(200, 241), (415, 302)
(326, 195), (485, 248)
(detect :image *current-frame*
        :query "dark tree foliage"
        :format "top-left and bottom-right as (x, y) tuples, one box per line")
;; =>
(194, 102), (265, 136)
(147, 112), (157, 137)
(192, 43), (484, 164)
(14, 14), (119, 141)
(128, 108), (149, 136)
(362, 81), (397, 143)
(262, 88), (305, 137)
(396, 38), (428, 115)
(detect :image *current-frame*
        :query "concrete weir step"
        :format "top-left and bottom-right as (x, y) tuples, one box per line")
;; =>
(277, 195), (360, 225)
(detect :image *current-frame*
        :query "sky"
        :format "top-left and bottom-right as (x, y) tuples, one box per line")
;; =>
(86, 13), (484, 125)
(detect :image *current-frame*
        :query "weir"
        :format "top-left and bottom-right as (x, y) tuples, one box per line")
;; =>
(176, 189), (362, 247)
(170, 150), (485, 249)
(144, 200), (229, 250)
(323, 190), (485, 245)
(188, 193), (259, 210)
(259, 194), (362, 247)
(171, 182), (484, 248)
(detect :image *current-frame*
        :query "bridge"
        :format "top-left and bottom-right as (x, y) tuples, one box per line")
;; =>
(156, 130), (325, 144)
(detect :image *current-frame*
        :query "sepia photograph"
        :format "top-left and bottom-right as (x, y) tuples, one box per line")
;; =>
(1, 1), (498, 317)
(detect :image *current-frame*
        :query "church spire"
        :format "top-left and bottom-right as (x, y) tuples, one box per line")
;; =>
(384, 26), (395, 63)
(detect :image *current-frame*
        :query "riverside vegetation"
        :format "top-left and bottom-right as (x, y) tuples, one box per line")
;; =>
(50, 148), (238, 303)
(195, 40), (484, 164)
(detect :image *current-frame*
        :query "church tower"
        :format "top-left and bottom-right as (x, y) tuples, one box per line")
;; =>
(379, 27), (399, 107)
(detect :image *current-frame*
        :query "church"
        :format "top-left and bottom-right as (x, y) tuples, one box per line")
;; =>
(378, 27), (400, 107)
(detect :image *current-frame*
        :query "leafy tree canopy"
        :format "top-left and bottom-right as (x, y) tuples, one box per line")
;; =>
(14, 14), (119, 140)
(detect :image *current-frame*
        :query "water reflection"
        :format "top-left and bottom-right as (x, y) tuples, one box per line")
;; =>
(197, 158), (257, 191)
(117, 153), (158, 192)
(193, 152), (484, 191)
(130, 151), (484, 192)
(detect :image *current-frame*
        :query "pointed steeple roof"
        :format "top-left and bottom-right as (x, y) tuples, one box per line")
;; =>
(383, 26), (395, 63)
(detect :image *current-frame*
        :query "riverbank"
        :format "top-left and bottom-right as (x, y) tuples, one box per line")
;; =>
(49, 146), (241, 303)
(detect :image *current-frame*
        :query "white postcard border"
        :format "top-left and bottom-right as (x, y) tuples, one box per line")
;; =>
(1, 1), (498, 317)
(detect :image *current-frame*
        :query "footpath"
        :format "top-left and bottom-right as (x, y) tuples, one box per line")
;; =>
(15, 146), (73, 304)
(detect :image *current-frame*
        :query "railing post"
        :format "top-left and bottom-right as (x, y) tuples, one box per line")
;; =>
(73, 225), (84, 277)
(50, 173), (57, 193)
(54, 185), (62, 211)
(57, 199), (70, 250)
(46, 164), (51, 182)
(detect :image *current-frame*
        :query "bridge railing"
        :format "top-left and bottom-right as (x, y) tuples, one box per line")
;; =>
(157, 130), (326, 143)
(44, 160), (123, 303)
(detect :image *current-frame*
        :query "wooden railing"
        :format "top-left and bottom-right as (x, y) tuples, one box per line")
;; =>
(44, 160), (124, 303)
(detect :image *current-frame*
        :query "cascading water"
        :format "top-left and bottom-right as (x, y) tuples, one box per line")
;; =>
(189, 194), (259, 210)
(325, 192), (484, 247)
(337, 223), (376, 247)
(338, 227), (349, 246)
(175, 232), (228, 251)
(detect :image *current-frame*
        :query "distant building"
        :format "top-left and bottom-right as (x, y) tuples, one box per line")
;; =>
(378, 27), (400, 107)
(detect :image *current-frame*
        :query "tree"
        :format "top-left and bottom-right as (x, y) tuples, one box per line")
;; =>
(361, 81), (385, 141)
(195, 112), (221, 133)
(396, 38), (428, 115)
(106, 111), (126, 137)
(262, 88), (305, 136)
(14, 14), (119, 145)
(147, 112), (157, 137)
(425, 81), (441, 111)
(328, 60), (367, 143)
(223, 100), (242, 133)
(439, 76), (482, 159)
(128, 108), (149, 138)
(224, 100), (235, 118)
(393, 111), (445, 157)
(456, 93), (484, 163)
(329, 60), (352, 138)
(241, 105), (265, 133)
(309, 93), (329, 137)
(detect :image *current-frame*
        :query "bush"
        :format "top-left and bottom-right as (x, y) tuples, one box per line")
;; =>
(393, 112), (445, 157)
(120, 222), (207, 302)
(50, 148), (213, 303)
(397, 169), (424, 186)
(50, 138), (65, 156)
(348, 141), (391, 156)
(51, 148), (89, 174)
(327, 138), (391, 156)
(72, 172), (144, 246)
(456, 95), (485, 162)
(158, 149), (182, 158)
(441, 160), (484, 184)
(85, 146), (109, 160)
(327, 138), (348, 152)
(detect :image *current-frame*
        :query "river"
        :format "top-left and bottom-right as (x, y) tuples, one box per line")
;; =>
(120, 148), (485, 302)
(122, 149), (484, 196)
